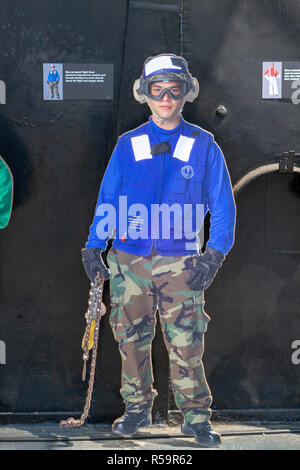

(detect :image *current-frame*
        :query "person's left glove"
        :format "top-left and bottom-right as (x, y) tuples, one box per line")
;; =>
(186, 246), (225, 291)
(81, 247), (110, 283)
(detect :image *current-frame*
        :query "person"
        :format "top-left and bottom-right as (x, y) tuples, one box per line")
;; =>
(47, 64), (60, 99)
(264, 63), (280, 96)
(82, 53), (236, 448)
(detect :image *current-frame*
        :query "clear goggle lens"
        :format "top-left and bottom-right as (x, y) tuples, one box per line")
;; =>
(147, 82), (187, 100)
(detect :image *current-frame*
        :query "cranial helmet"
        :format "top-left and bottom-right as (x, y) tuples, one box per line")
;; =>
(133, 53), (199, 104)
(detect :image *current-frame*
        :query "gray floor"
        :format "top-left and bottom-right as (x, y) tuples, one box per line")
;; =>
(0, 421), (299, 450)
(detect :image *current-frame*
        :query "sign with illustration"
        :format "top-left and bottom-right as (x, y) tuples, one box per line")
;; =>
(43, 63), (114, 101)
(262, 61), (300, 102)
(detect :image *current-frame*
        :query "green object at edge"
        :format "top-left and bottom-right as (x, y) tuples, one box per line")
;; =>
(0, 156), (13, 229)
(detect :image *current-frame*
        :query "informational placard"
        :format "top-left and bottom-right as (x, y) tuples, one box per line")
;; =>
(43, 63), (113, 101)
(262, 61), (300, 102)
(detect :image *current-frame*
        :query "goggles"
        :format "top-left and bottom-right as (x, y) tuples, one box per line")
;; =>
(137, 73), (192, 101)
(146, 81), (189, 101)
(134, 69), (199, 105)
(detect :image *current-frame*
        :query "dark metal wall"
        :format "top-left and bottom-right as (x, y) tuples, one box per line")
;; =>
(0, 0), (181, 423)
(183, 0), (300, 182)
(0, 0), (299, 423)
(182, 0), (300, 415)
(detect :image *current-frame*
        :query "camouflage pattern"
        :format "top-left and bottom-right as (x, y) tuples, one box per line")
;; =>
(106, 246), (212, 424)
(49, 82), (60, 99)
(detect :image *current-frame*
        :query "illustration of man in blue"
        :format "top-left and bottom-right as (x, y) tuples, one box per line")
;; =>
(81, 53), (236, 447)
(47, 64), (60, 99)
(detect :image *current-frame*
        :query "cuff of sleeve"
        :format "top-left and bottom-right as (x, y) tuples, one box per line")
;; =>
(85, 240), (107, 250)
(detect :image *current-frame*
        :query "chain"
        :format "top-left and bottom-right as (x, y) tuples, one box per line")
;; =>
(59, 272), (106, 428)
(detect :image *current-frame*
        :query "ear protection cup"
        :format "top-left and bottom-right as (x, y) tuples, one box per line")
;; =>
(184, 77), (199, 103)
(133, 79), (147, 103)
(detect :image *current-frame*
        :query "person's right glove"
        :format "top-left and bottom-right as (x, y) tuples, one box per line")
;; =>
(81, 247), (110, 283)
(186, 246), (225, 291)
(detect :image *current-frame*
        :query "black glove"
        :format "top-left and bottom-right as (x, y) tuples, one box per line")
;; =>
(186, 246), (225, 291)
(81, 248), (110, 283)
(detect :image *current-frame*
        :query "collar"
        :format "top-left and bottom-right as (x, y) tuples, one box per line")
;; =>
(149, 115), (184, 136)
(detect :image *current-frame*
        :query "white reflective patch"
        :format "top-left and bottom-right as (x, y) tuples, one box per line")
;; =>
(173, 135), (195, 162)
(131, 135), (152, 161)
(144, 55), (182, 77)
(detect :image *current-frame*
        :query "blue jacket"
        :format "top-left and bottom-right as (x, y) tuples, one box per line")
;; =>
(47, 70), (60, 82)
(86, 117), (236, 256)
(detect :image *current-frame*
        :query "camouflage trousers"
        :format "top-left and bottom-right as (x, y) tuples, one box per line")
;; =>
(49, 82), (60, 98)
(106, 246), (213, 424)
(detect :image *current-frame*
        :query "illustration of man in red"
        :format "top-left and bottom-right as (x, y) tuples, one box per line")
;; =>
(264, 63), (280, 96)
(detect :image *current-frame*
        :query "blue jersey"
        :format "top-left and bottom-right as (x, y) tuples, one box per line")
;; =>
(86, 116), (236, 256)
(47, 70), (60, 82)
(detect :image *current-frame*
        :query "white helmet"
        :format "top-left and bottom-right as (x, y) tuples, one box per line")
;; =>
(133, 53), (199, 104)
